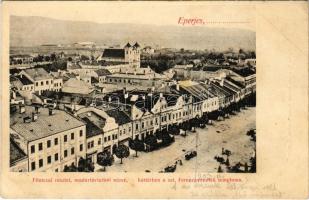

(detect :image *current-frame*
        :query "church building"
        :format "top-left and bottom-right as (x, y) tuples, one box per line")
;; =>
(97, 42), (141, 68)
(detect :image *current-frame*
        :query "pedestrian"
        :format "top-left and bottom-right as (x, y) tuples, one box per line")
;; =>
(222, 147), (225, 155)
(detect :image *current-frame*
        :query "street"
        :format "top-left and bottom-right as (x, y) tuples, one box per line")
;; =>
(96, 107), (256, 172)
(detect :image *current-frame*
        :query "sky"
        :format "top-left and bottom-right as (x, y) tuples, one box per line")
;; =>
(5, 1), (256, 31)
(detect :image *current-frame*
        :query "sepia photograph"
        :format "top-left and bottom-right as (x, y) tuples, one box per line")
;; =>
(8, 6), (256, 174)
(1, 1), (308, 199)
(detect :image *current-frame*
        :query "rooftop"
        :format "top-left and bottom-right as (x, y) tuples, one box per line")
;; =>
(22, 68), (53, 81)
(62, 78), (95, 95)
(78, 111), (106, 129)
(95, 69), (112, 76)
(80, 117), (103, 138)
(225, 77), (245, 88)
(105, 109), (132, 125)
(67, 62), (82, 70)
(102, 49), (125, 59)
(16, 75), (33, 85)
(178, 82), (215, 101)
(232, 67), (255, 77)
(107, 72), (164, 80)
(209, 82), (233, 97)
(10, 139), (27, 165)
(11, 106), (85, 142)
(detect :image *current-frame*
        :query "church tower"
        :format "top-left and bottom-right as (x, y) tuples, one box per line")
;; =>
(124, 42), (141, 69)
(132, 42), (141, 68)
(124, 42), (133, 64)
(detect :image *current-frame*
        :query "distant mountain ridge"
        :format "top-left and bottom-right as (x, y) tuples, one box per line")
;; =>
(10, 15), (256, 51)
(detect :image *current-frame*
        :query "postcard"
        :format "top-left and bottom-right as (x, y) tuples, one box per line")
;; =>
(0, 1), (308, 198)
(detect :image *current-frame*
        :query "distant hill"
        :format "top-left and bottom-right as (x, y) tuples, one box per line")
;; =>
(10, 15), (255, 51)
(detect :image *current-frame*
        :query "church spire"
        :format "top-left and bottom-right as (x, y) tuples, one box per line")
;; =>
(124, 42), (131, 48)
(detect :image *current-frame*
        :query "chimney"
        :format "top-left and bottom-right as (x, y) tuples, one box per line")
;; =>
(32, 112), (38, 122)
(87, 112), (92, 117)
(12, 90), (17, 99)
(220, 79), (224, 87)
(123, 87), (126, 95)
(176, 83), (180, 91)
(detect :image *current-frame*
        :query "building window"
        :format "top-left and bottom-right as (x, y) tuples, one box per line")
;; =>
(108, 136), (110, 141)
(54, 138), (58, 145)
(47, 156), (51, 164)
(119, 130), (122, 136)
(115, 134), (118, 140)
(31, 145), (35, 154)
(47, 140), (51, 148)
(46, 80), (49, 85)
(71, 132), (74, 140)
(71, 148), (74, 155)
(55, 169), (58, 172)
(135, 124), (138, 130)
(142, 122), (144, 129)
(36, 82), (38, 86)
(41, 81), (43, 86)
(39, 159), (43, 168)
(64, 150), (68, 158)
(98, 138), (101, 145)
(39, 143), (43, 151)
(55, 153), (58, 161)
(79, 130), (83, 137)
(64, 135), (67, 142)
(80, 144), (83, 151)
(31, 162), (36, 171)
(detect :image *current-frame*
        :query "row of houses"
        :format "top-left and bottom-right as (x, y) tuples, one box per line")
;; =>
(10, 73), (255, 172)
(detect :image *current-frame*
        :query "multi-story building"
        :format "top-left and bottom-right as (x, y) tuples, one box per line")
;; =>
(10, 106), (86, 172)
(106, 73), (165, 87)
(75, 107), (119, 161)
(105, 109), (132, 144)
(50, 73), (63, 92)
(95, 69), (112, 83)
(10, 75), (35, 93)
(19, 68), (54, 95)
